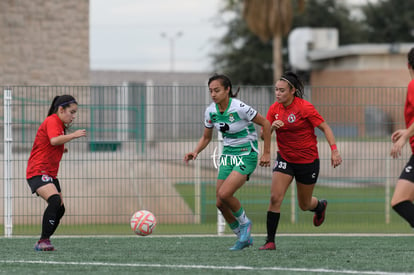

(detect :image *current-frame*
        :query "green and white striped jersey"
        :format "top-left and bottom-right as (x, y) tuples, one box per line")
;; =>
(204, 98), (259, 156)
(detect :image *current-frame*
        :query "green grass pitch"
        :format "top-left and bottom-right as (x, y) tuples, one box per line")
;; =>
(0, 235), (413, 274)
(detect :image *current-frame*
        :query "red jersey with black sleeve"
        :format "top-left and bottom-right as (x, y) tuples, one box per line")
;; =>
(26, 114), (65, 179)
(266, 97), (324, 163)
(405, 79), (414, 154)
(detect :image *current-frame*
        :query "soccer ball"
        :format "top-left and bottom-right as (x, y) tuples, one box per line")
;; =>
(130, 210), (157, 236)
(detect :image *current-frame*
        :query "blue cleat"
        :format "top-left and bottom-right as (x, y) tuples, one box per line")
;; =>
(239, 219), (252, 243)
(229, 237), (253, 251)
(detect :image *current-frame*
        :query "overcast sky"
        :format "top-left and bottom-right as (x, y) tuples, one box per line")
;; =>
(90, 0), (225, 72)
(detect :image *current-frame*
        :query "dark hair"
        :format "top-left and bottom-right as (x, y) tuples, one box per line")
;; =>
(408, 47), (414, 69)
(208, 73), (240, 98)
(280, 71), (304, 99)
(47, 95), (78, 117)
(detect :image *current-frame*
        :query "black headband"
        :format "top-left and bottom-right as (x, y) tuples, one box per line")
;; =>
(56, 99), (77, 108)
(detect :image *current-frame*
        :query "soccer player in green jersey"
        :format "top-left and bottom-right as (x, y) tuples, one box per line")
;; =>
(184, 74), (271, 250)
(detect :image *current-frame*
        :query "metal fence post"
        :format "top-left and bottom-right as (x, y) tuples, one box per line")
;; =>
(4, 89), (13, 237)
(217, 132), (226, 235)
(385, 157), (391, 224)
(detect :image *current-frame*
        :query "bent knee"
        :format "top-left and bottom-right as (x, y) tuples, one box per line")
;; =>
(216, 199), (224, 210)
(217, 190), (232, 203)
(298, 201), (313, 211)
(391, 193), (412, 207)
(391, 198), (407, 208)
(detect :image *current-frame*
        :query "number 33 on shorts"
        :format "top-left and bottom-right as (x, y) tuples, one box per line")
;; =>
(274, 160), (287, 170)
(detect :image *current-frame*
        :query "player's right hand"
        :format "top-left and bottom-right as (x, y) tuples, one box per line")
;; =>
(271, 120), (284, 131)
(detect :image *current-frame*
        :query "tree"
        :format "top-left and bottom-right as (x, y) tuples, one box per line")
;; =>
(243, 0), (300, 83)
(211, 0), (359, 85)
(291, 0), (367, 45)
(361, 0), (414, 43)
(210, 0), (274, 85)
(211, 0), (414, 85)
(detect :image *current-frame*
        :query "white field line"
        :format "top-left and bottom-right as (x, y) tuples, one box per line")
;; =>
(0, 260), (412, 275)
(4, 233), (414, 238)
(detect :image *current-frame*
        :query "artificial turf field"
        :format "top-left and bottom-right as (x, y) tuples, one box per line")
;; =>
(0, 235), (413, 274)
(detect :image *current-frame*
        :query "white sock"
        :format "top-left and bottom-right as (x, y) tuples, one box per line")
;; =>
(235, 209), (249, 225)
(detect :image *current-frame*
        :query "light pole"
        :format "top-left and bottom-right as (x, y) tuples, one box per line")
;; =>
(161, 31), (182, 72)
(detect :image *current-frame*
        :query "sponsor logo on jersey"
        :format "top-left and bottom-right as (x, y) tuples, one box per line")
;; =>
(219, 122), (229, 133)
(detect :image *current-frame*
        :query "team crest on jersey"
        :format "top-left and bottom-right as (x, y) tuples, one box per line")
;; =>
(287, 114), (296, 123)
(41, 175), (52, 182)
(228, 114), (235, 123)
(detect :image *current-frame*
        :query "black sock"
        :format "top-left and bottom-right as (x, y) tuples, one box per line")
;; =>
(311, 200), (323, 212)
(50, 204), (65, 236)
(266, 211), (280, 243)
(41, 194), (61, 239)
(393, 200), (414, 228)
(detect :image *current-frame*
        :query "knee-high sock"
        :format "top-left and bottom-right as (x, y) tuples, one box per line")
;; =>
(41, 194), (61, 239)
(50, 204), (65, 236)
(266, 211), (280, 243)
(393, 200), (414, 228)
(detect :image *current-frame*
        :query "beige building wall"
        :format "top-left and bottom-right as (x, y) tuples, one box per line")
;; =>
(310, 49), (412, 87)
(307, 47), (414, 136)
(311, 69), (410, 87)
(0, 0), (89, 85)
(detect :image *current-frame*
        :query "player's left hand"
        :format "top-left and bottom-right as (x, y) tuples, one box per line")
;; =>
(331, 150), (342, 168)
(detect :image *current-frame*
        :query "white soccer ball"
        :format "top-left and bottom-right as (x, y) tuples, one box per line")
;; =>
(130, 210), (157, 236)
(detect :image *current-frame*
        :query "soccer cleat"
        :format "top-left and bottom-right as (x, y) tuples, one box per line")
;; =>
(34, 239), (55, 251)
(313, 200), (328, 226)
(259, 241), (276, 250)
(239, 219), (252, 243)
(229, 237), (253, 251)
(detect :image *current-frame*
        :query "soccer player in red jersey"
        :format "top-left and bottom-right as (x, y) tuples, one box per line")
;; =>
(259, 71), (342, 250)
(27, 95), (86, 251)
(390, 47), (414, 228)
